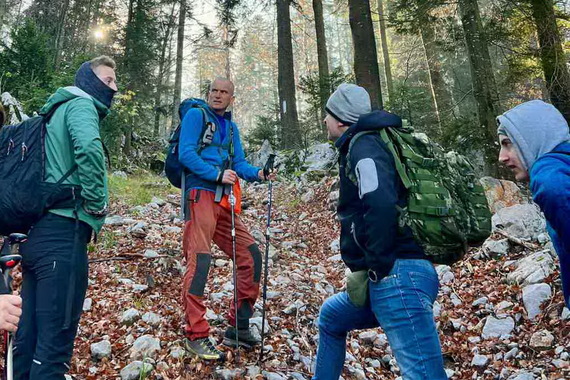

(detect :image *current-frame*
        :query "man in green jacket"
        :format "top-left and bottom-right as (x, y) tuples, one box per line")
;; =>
(13, 56), (117, 380)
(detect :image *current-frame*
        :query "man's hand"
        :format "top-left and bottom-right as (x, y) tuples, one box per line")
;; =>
(0, 294), (22, 332)
(221, 169), (238, 185)
(258, 169), (277, 181)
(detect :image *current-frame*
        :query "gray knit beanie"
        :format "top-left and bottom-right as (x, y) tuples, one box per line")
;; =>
(325, 83), (371, 125)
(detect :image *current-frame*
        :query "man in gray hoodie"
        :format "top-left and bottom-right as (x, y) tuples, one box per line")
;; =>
(497, 100), (570, 309)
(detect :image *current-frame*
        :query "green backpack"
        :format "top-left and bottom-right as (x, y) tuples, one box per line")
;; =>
(346, 126), (492, 265)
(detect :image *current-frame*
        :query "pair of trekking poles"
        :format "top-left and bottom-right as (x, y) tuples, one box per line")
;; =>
(0, 233), (26, 380)
(226, 154), (276, 363)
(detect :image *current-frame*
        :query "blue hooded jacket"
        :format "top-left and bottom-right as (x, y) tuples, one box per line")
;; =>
(498, 100), (570, 308)
(178, 104), (260, 193)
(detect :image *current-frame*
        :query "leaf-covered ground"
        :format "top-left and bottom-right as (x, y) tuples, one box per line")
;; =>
(56, 176), (570, 379)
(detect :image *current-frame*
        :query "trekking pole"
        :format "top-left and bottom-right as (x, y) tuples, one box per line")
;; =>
(229, 184), (240, 363)
(1, 233), (26, 380)
(259, 154), (276, 364)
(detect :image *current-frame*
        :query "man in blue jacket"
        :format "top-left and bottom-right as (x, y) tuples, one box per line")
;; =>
(312, 84), (446, 380)
(179, 77), (270, 360)
(497, 100), (570, 309)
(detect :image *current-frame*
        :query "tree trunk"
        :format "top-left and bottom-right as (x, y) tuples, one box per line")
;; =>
(54, 0), (70, 69)
(0, 0), (6, 32)
(154, 4), (176, 137)
(348, 0), (383, 109)
(276, 0), (301, 149)
(172, 0), (186, 131)
(530, 0), (570, 122)
(377, 0), (394, 102)
(458, 0), (500, 176)
(312, 0), (330, 129)
(420, 20), (456, 134)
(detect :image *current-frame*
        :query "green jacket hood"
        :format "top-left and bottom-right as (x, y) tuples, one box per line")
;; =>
(41, 86), (110, 119)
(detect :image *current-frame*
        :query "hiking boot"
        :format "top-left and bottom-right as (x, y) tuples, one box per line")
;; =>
(184, 337), (226, 361)
(222, 326), (261, 349)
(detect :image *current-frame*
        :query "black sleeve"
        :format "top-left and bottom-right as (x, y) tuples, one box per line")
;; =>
(349, 134), (400, 278)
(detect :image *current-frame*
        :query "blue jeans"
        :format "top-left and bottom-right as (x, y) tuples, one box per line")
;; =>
(313, 259), (446, 380)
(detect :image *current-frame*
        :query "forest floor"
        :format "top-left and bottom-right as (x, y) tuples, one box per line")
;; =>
(52, 174), (569, 380)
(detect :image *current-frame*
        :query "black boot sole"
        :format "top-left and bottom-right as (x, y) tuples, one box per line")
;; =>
(222, 337), (258, 350)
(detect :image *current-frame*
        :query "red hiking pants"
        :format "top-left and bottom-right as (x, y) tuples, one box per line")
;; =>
(182, 189), (262, 340)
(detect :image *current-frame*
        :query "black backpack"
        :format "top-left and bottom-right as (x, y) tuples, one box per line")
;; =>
(0, 103), (80, 236)
(165, 98), (215, 188)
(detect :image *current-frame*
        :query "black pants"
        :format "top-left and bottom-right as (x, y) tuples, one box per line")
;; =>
(13, 213), (91, 380)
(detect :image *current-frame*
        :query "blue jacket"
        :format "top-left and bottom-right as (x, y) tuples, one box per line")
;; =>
(335, 110), (426, 280)
(178, 106), (260, 193)
(530, 141), (570, 307)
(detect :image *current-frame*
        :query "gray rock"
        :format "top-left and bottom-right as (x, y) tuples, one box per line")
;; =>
(283, 300), (304, 315)
(433, 301), (442, 318)
(248, 140), (275, 168)
(142, 312), (162, 326)
(105, 215), (126, 226)
(482, 316), (515, 339)
(129, 222), (147, 238)
(522, 283), (552, 320)
(435, 265), (454, 284)
(450, 293), (462, 306)
(143, 249), (159, 258)
(91, 340), (111, 360)
(510, 372), (535, 380)
(83, 298), (93, 312)
(552, 359), (569, 369)
(246, 366), (261, 378)
(505, 347), (519, 360)
(215, 369), (245, 380)
(358, 331), (378, 344)
(251, 229), (264, 242)
(120, 361), (153, 380)
(467, 336), (481, 344)
(291, 372), (307, 380)
(330, 239), (340, 253)
(441, 271), (455, 285)
(262, 371), (287, 380)
(562, 307), (570, 320)
(492, 203), (546, 241)
(169, 346), (185, 359)
(163, 226), (182, 234)
(301, 189), (315, 203)
(112, 171), (128, 179)
(529, 330), (555, 349)
(472, 297), (489, 307)
(130, 335), (161, 360)
(304, 143), (337, 171)
(483, 238), (510, 257)
(151, 196), (166, 207)
(132, 284), (149, 293)
(496, 300), (514, 311)
(507, 250), (555, 286)
(352, 368), (367, 380)
(471, 354), (489, 367)
(120, 308), (141, 326)
(215, 259), (229, 267)
(328, 254), (342, 262)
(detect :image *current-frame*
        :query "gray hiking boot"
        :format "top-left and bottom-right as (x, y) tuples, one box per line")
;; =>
(184, 337), (226, 361)
(222, 326), (261, 349)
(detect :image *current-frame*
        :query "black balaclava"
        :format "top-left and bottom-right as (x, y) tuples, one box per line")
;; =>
(74, 62), (117, 109)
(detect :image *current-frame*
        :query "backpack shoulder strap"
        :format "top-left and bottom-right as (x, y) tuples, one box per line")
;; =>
(345, 130), (376, 185)
(380, 128), (412, 189)
(196, 107), (212, 154)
